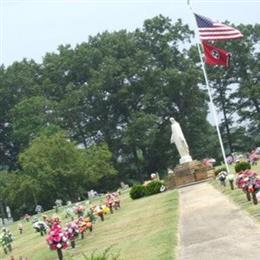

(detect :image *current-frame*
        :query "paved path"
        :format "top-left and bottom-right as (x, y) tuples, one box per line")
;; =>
(178, 182), (260, 260)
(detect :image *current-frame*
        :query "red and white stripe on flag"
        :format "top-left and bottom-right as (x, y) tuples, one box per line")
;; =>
(195, 13), (243, 41)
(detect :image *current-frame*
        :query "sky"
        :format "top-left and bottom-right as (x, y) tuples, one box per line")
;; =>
(0, 0), (260, 66)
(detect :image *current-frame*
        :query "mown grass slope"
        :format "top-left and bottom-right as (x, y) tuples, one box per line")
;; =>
(0, 189), (178, 260)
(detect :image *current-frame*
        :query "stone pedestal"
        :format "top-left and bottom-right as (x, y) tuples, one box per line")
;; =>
(179, 155), (193, 164)
(165, 171), (176, 190)
(174, 161), (195, 186)
(166, 160), (210, 189)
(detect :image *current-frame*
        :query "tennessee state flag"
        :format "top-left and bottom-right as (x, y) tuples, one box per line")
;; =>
(202, 42), (231, 67)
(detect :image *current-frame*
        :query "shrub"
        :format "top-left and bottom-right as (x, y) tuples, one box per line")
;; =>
(214, 167), (227, 177)
(129, 184), (146, 200)
(145, 180), (163, 196)
(235, 161), (251, 173)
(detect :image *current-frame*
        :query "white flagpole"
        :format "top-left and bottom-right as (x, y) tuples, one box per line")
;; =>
(187, 0), (230, 174)
(0, 0), (3, 65)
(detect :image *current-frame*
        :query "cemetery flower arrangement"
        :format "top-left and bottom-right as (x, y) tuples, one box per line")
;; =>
(64, 222), (79, 240)
(105, 193), (115, 210)
(101, 205), (110, 214)
(0, 190), (121, 256)
(94, 205), (105, 221)
(112, 192), (121, 208)
(42, 214), (54, 227)
(33, 221), (48, 236)
(24, 214), (31, 222)
(217, 171), (228, 182)
(77, 217), (92, 233)
(105, 193), (115, 207)
(0, 228), (14, 252)
(47, 222), (68, 250)
(105, 193), (115, 213)
(18, 223), (23, 234)
(235, 169), (260, 204)
(236, 169), (257, 190)
(86, 208), (96, 222)
(64, 221), (79, 248)
(74, 204), (85, 217)
(65, 207), (74, 219)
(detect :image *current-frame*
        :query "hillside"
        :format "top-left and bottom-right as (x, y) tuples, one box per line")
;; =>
(0, 190), (178, 260)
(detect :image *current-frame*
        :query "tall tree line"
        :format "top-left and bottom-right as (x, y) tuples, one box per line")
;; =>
(207, 23), (260, 154)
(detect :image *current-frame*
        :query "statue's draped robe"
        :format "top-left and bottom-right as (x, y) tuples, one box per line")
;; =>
(170, 121), (190, 158)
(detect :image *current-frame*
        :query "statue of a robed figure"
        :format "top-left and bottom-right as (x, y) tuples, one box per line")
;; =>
(170, 117), (192, 164)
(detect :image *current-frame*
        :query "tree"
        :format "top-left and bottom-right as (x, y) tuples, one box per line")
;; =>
(2, 16), (257, 183)
(233, 24), (260, 135)
(0, 60), (41, 169)
(35, 15), (218, 181)
(10, 96), (57, 149)
(207, 23), (260, 153)
(17, 132), (116, 213)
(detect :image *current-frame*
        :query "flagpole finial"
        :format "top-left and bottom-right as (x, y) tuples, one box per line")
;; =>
(187, 0), (193, 12)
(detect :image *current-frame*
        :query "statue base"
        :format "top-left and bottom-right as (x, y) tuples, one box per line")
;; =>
(179, 155), (193, 164)
(166, 160), (212, 189)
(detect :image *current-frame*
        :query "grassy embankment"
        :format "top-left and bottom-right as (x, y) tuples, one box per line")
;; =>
(0, 189), (178, 260)
(211, 163), (260, 222)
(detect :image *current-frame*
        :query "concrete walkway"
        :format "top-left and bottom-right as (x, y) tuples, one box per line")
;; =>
(178, 182), (260, 260)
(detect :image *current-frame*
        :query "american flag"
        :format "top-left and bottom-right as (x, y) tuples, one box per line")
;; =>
(194, 13), (243, 41)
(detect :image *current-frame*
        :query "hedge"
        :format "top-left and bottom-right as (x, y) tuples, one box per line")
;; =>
(129, 184), (146, 200)
(130, 181), (164, 200)
(235, 161), (251, 173)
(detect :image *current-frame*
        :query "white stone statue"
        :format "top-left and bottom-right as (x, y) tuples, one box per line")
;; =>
(170, 117), (192, 164)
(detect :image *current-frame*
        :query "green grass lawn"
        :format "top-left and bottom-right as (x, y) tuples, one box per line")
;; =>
(0, 190), (178, 260)
(211, 163), (260, 222)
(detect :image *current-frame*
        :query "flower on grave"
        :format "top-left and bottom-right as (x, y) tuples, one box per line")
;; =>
(236, 169), (258, 190)
(160, 185), (166, 192)
(256, 191), (260, 201)
(101, 205), (110, 214)
(64, 222), (79, 240)
(0, 228), (14, 249)
(24, 214), (31, 222)
(227, 174), (234, 181)
(65, 207), (74, 219)
(33, 221), (48, 233)
(74, 204), (85, 216)
(105, 193), (115, 207)
(94, 205), (104, 216)
(46, 222), (68, 251)
(76, 217), (93, 233)
(86, 208), (97, 222)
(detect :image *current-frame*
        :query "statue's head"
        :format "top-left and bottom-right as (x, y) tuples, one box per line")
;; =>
(170, 117), (175, 123)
